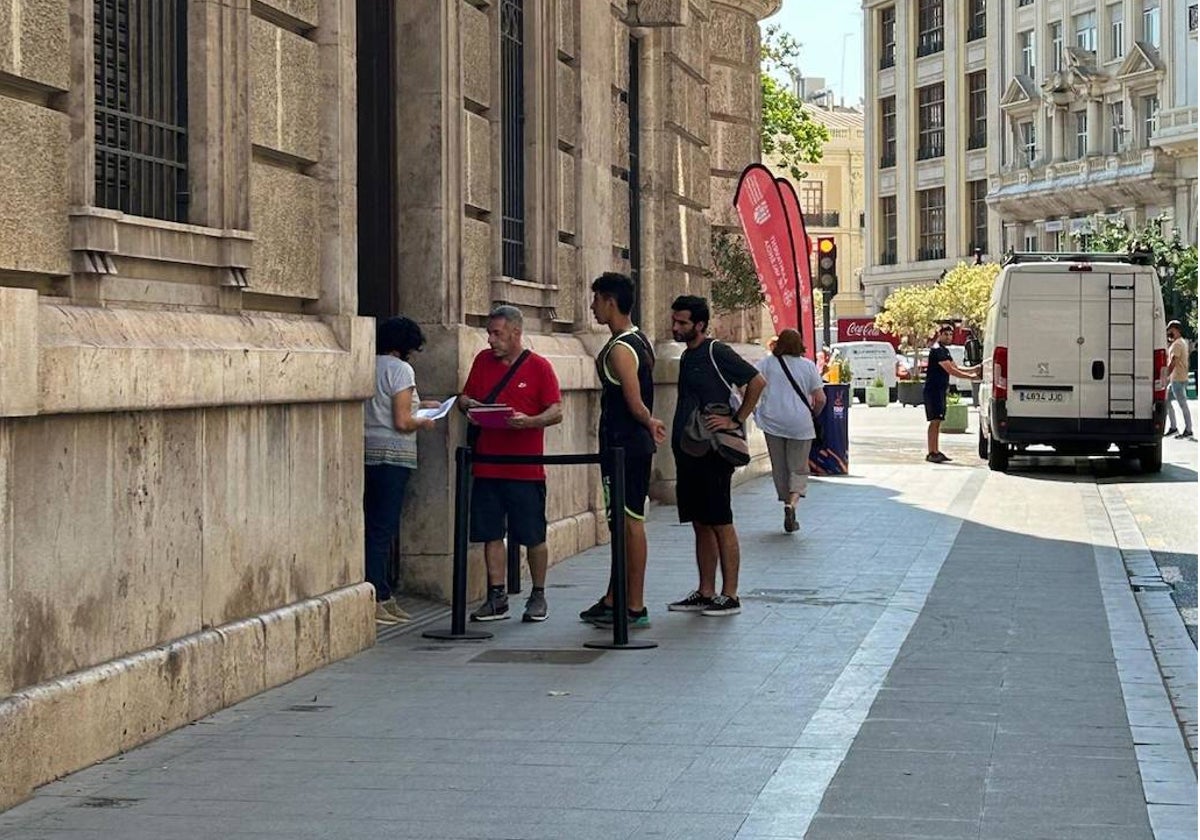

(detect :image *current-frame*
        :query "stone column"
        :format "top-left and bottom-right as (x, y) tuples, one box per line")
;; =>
(1087, 97), (1104, 156)
(1051, 103), (1066, 162)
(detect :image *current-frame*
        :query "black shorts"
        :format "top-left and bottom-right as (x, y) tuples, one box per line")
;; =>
(674, 449), (734, 526)
(602, 452), (653, 521)
(469, 478), (548, 546)
(924, 388), (947, 422)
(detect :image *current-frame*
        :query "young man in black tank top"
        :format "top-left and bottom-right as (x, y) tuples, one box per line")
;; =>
(580, 273), (667, 628)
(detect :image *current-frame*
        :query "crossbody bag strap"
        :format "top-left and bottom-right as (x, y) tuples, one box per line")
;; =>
(484, 349), (531, 403)
(777, 355), (815, 413)
(707, 340), (734, 393)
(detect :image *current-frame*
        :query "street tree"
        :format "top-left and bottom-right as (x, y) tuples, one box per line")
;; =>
(760, 25), (830, 182)
(934, 261), (1000, 335)
(874, 283), (940, 375)
(1071, 214), (1198, 335)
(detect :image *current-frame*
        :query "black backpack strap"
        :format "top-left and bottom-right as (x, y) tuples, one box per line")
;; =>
(777, 355), (815, 413)
(483, 350), (531, 403)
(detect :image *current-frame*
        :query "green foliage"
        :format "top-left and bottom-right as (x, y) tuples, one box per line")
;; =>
(1071, 214), (1198, 335)
(760, 25), (830, 181)
(933, 261), (1000, 334)
(710, 231), (765, 314)
(874, 284), (940, 358)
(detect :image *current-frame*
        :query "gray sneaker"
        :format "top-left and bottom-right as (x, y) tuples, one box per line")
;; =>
(523, 590), (549, 622)
(470, 592), (510, 622)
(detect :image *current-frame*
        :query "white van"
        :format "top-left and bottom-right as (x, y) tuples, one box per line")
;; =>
(977, 253), (1169, 472)
(829, 341), (898, 403)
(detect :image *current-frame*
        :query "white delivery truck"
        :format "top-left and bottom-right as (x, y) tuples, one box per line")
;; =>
(977, 252), (1169, 473)
(828, 341), (899, 403)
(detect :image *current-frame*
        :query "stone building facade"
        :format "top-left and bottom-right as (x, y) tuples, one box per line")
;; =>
(0, 0), (778, 809)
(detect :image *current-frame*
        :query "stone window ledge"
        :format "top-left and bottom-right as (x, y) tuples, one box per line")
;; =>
(0, 287), (374, 417)
(69, 207), (255, 285)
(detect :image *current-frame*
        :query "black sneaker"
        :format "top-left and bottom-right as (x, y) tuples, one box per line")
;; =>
(522, 590), (548, 622)
(667, 590), (714, 612)
(701, 595), (742, 617)
(578, 598), (613, 623)
(591, 608), (651, 629)
(470, 593), (510, 622)
(1177, 431), (1194, 440)
(1167, 427), (1179, 436)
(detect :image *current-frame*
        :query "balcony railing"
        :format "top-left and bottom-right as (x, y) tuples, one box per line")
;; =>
(806, 212), (841, 228)
(917, 138), (945, 160)
(916, 31), (943, 57)
(880, 152), (896, 168)
(917, 246), (946, 261)
(880, 250), (898, 265)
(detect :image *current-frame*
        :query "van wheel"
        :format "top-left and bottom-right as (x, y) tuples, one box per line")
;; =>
(978, 427), (989, 459)
(987, 435), (1009, 472)
(1140, 442), (1163, 474)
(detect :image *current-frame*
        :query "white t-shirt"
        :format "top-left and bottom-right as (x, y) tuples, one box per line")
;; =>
(364, 355), (419, 467)
(754, 354), (824, 440)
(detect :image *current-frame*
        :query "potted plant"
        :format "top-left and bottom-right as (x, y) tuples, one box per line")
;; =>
(942, 389), (968, 433)
(866, 375), (889, 407)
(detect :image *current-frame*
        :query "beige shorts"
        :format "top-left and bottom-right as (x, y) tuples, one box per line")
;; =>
(764, 433), (812, 501)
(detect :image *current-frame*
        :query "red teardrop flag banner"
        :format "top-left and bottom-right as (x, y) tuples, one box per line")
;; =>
(776, 177), (817, 361)
(732, 163), (798, 334)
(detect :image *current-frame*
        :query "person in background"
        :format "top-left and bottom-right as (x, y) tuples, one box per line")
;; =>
(924, 323), (980, 464)
(579, 273), (667, 630)
(364, 317), (436, 625)
(1166, 320), (1193, 440)
(754, 329), (826, 533)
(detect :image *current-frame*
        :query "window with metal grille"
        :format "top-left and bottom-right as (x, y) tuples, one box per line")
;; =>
(800, 182), (824, 216)
(879, 6), (896, 69)
(94, 0), (189, 222)
(967, 0), (986, 41)
(1109, 100), (1125, 153)
(880, 195), (897, 265)
(1141, 95), (1159, 148)
(1050, 22), (1063, 70)
(1019, 29), (1036, 77)
(917, 84), (944, 160)
(967, 72), (987, 149)
(918, 188), (945, 261)
(917, 0), (943, 57)
(880, 96), (896, 167)
(967, 180), (988, 255)
(1075, 110), (1089, 158)
(501, 0), (526, 280)
(1109, 4), (1125, 59)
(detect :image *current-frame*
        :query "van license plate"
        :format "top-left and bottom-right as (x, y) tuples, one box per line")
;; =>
(1018, 390), (1071, 403)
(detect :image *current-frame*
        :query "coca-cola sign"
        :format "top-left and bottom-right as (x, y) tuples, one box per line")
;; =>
(838, 317), (899, 348)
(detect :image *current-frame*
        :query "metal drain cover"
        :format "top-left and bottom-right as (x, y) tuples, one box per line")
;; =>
(470, 649), (604, 665)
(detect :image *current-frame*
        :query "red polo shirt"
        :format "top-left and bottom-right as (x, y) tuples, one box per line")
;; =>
(463, 349), (561, 480)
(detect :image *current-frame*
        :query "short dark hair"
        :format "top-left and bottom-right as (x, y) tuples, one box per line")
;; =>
(591, 272), (635, 315)
(1167, 320), (1182, 332)
(773, 328), (805, 357)
(377, 316), (426, 360)
(937, 322), (954, 335)
(671, 295), (710, 332)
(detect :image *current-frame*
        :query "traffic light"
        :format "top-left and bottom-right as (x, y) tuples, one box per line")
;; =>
(816, 236), (838, 295)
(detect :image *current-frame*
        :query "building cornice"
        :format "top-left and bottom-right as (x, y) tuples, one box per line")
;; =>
(711, 0), (782, 21)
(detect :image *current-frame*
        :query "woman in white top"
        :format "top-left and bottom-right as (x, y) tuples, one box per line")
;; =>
(364, 317), (436, 625)
(754, 329), (827, 533)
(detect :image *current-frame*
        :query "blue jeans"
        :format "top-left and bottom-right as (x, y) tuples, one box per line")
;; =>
(363, 464), (413, 602)
(1167, 381), (1192, 433)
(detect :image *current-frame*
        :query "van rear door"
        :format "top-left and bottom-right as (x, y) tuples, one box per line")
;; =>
(1079, 267), (1155, 420)
(1006, 269), (1080, 421)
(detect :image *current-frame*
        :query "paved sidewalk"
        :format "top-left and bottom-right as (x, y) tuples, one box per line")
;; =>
(0, 457), (1194, 839)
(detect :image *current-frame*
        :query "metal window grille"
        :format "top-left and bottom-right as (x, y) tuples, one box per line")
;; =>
(918, 188), (945, 260)
(94, 0), (189, 222)
(917, 0), (943, 56)
(880, 6), (896, 68)
(968, 180), (988, 255)
(500, 0), (526, 280)
(880, 97), (896, 166)
(881, 196), (897, 264)
(967, 0), (986, 41)
(967, 72), (987, 149)
(917, 84), (944, 160)
(799, 182), (824, 216)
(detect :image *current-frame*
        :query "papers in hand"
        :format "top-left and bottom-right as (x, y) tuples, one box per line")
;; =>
(467, 404), (515, 428)
(414, 396), (457, 421)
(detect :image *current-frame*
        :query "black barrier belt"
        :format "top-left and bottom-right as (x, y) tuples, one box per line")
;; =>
(422, 446), (655, 651)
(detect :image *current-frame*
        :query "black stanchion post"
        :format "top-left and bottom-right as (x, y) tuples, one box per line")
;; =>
(506, 540), (521, 594)
(586, 447), (656, 651)
(423, 446), (492, 642)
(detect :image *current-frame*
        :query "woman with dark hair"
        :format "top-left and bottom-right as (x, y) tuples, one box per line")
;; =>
(753, 328), (826, 533)
(363, 317), (436, 624)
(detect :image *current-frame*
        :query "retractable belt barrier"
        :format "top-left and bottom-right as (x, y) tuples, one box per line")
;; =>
(422, 446), (657, 651)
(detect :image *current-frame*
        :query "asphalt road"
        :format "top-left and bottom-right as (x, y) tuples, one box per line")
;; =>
(846, 397), (1199, 645)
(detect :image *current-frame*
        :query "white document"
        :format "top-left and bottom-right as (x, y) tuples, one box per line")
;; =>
(414, 396), (457, 421)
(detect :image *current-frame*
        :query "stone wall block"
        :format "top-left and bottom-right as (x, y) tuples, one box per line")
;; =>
(558, 150), (577, 236)
(664, 203), (710, 271)
(287, 404), (323, 599)
(249, 17), (279, 151)
(292, 597), (329, 677)
(249, 163), (321, 298)
(557, 0), (577, 58)
(0, 99), (69, 275)
(465, 111), (492, 213)
(323, 403), (361, 590)
(276, 28), (320, 160)
(0, 425), (10, 697)
(667, 8), (708, 72)
(200, 408), (244, 628)
(10, 416), (115, 691)
(462, 216), (493, 317)
(556, 62), (579, 149)
(612, 178), (630, 250)
(176, 631), (225, 722)
(612, 16), (628, 92)
(708, 63), (753, 122)
(261, 608), (299, 689)
(666, 63), (708, 143)
(0, 288), (38, 416)
(709, 3), (753, 64)
(254, 0), (318, 27)
(461, 2), (491, 109)
(323, 583), (375, 662)
(117, 646), (192, 752)
(0, 694), (34, 807)
(0, 0), (70, 91)
(612, 95), (630, 171)
(217, 617), (266, 706)
(711, 119), (755, 174)
(555, 242), (578, 323)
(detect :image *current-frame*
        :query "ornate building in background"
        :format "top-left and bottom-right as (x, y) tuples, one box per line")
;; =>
(0, 0), (777, 808)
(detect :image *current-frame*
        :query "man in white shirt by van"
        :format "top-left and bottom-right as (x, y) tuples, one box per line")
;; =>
(1165, 320), (1193, 440)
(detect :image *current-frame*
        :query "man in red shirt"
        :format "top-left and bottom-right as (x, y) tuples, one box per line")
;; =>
(458, 306), (563, 622)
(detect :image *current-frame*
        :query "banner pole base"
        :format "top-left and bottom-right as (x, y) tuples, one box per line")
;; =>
(422, 628), (493, 642)
(583, 637), (658, 651)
